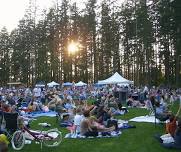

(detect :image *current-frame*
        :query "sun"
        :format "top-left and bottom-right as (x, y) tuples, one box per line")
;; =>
(68, 41), (79, 54)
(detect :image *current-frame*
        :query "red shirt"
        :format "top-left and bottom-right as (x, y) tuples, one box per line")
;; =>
(166, 118), (177, 136)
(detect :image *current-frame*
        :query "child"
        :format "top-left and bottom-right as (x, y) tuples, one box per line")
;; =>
(74, 107), (84, 134)
(0, 134), (9, 152)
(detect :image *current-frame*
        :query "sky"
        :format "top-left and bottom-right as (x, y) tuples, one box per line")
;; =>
(0, 0), (124, 32)
(0, 0), (54, 32)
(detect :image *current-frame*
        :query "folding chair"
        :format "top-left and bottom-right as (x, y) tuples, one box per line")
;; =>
(3, 112), (18, 138)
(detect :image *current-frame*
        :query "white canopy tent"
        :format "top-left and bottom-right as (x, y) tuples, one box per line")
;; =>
(62, 82), (73, 87)
(35, 84), (45, 87)
(98, 72), (133, 85)
(47, 81), (60, 87)
(75, 81), (87, 87)
(35, 82), (45, 87)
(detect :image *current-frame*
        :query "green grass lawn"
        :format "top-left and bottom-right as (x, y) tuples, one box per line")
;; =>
(9, 102), (181, 152)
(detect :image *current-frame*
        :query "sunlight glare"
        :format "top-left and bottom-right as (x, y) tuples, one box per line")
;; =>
(68, 41), (79, 54)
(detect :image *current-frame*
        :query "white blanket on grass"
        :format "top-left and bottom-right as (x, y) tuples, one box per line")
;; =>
(64, 131), (122, 139)
(23, 111), (57, 118)
(129, 115), (165, 123)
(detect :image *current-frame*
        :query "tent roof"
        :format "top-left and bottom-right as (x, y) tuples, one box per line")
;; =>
(98, 72), (133, 84)
(35, 82), (45, 87)
(47, 81), (60, 87)
(35, 84), (45, 87)
(75, 81), (87, 87)
(62, 82), (73, 86)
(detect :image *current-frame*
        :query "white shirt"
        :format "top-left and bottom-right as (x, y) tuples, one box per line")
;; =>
(25, 88), (32, 96)
(74, 114), (84, 133)
(143, 86), (148, 93)
(33, 87), (41, 97)
(67, 95), (73, 101)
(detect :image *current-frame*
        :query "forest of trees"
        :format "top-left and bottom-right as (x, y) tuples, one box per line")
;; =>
(0, 0), (181, 87)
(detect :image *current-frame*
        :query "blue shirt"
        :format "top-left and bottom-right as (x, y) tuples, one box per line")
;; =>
(156, 106), (164, 115)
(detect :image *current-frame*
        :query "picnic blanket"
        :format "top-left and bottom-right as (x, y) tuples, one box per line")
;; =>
(129, 115), (164, 123)
(64, 131), (122, 139)
(23, 111), (57, 118)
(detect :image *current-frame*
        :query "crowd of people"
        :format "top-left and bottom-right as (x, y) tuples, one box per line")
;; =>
(0, 84), (181, 150)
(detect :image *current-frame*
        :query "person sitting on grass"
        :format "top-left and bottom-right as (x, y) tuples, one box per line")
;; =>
(28, 98), (42, 112)
(160, 95), (169, 111)
(162, 118), (181, 149)
(48, 94), (63, 112)
(155, 101), (171, 121)
(127, 95), (144, 108)
(80, 110), (115, 137)
(126, 95), (134, 107)
(155, 105), (181, 142)
(60, 113), (73, 127)
(166, 106), (181, 137)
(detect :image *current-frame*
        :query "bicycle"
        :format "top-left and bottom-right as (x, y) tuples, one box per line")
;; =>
(11, 123), (62, 150)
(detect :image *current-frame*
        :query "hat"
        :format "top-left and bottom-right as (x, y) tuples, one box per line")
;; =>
(0, 134), (9, 145)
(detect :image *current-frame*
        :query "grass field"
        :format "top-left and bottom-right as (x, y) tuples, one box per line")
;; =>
(9, 102), (181, 152)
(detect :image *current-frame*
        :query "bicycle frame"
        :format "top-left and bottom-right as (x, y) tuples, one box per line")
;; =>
(22, 126), (54, 141)
(12, 124), (61, 150)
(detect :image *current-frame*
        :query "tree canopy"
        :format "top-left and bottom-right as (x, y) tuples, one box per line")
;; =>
(0, 0), (180, 87)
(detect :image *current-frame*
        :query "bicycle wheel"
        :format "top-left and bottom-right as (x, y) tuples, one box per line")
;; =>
(43, 129), (62, 147)
(11, 130), (25, 150)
